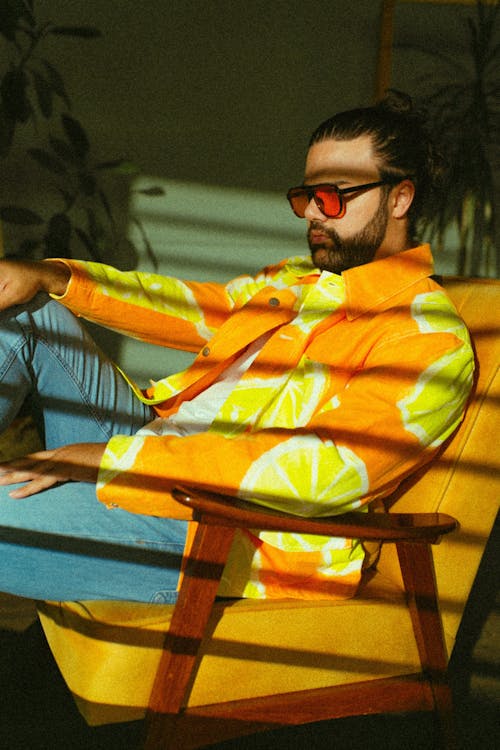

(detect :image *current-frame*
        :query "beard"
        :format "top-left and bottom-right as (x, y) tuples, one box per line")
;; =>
(307, 197), (389, 274)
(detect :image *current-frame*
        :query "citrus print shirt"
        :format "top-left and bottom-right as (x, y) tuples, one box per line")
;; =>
(55, 245), (474, 600)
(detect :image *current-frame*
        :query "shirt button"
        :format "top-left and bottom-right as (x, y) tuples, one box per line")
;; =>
(268, 297), (280, 306)
(202, 346), (210, 357)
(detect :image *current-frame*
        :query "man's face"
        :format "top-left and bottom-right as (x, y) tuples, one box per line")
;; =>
(303, 135), (391, 274)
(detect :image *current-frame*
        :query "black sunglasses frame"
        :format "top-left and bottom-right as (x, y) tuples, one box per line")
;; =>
(286, 178), (402, 218)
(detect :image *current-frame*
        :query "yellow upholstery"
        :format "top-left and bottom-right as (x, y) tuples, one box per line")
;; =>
(37, 277), (499, 727)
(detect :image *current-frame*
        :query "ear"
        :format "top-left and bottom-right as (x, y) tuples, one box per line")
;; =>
(391, 179), (415, 219)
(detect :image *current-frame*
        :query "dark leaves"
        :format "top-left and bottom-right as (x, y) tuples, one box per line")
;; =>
(49, 26), (101, 39)
(0, 206), (44, 225)
(44, 213), (72, 257)
(27, 147), (67, 175)
(137, 186), (166, 197)
(49, 135), (78, 164)
(0, 105), (15, 157)
(1, 68), (31, 123)
(78, 171), (96, 196)
(0, 6), (159, 266)
(33, 70), (54, 118)
(41, 60), (71, 109)
(0, 0), (33, 42)
(61, 114), (89, 159)
(95, 159), (139, 175)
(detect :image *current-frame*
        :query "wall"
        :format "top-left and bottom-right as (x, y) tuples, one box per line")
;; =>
(3, 0), (382, 193)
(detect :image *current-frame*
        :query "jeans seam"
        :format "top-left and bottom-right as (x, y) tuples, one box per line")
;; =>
(35, 335), (116, 441)
(0, 335), (28, 381)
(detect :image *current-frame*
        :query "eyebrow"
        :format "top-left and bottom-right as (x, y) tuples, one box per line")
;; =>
(303, 177), (356, 187)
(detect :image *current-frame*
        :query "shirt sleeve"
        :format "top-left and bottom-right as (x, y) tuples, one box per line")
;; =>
(52, 259), (235, 351)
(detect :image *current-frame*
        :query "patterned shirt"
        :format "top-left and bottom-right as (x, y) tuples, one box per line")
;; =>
(56, 244), (474, 600)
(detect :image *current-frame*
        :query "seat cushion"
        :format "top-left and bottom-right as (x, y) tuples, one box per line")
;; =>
(38, 571), (420, 726)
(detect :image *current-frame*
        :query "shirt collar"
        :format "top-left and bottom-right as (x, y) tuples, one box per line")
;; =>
(283, 244), (434, 320)
(342, 244), (434, 320)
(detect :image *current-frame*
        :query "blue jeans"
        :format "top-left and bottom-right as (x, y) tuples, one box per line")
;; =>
(0, 295), (187, 603)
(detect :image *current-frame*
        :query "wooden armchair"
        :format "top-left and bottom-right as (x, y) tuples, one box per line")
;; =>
(37, 277), (499, 749)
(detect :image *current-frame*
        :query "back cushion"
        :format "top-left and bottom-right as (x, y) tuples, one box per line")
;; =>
(377, 278), (500, 644)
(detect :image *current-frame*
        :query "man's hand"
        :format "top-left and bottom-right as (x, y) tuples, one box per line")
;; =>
(0, 258), (71, 311)
(0, 443), (106, 498)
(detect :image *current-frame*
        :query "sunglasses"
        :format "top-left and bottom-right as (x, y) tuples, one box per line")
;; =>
(286, 179), (399, 219)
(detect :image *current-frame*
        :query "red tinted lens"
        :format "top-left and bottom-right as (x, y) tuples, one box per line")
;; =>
(288, 190), (310, 217)
(314, 188), (342, 217)
(287, 186), (343, 218)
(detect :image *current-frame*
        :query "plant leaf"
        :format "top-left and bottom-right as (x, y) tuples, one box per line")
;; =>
(0, 105), (16, 157)
(41, 60), (71, 109)
(19, 237), (42, 257)
(32, 70), (53, 119)
(97, 188), (115, 227)
(74, 225), (104, 262)
(85, 206), (105, 242)
(49, 26), (102, 39)
(27, 147), (67, 175)
(132, 217), (159, 271)
(0, 0), (27, 41)
(0, 205), (44, 225)
(49, 135), (78, 164)
(56, 187), (76, 212)
(61, 114), (89, 159)
(78, 171), (96, 197)
(74, 225), (93, 253)
(136, 186), (165, 197)
(95, 159), (139, 174)
(0, 68), (31, 123)
(44, 213), (72, 257)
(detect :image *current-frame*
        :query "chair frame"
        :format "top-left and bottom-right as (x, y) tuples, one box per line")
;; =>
(142, 486), (459, 750)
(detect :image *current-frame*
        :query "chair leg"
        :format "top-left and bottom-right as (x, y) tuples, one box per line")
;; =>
(434, 682), (458, 750)
(143, 521), (236, 749)
(396, 541), (457, 749)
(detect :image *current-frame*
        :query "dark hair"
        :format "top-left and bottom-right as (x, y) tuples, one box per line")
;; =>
(309, 90), (445, 236)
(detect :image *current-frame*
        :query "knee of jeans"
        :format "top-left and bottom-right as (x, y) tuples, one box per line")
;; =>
(150, 590), (179, 604)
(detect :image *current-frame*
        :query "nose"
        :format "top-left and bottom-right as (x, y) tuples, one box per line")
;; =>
(303, 196), (327, 222)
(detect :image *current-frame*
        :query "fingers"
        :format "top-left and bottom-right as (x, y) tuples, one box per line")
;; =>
(3, 474), (60, 499)
(0, 444), (102, 497)
(0, 451), (63, 498)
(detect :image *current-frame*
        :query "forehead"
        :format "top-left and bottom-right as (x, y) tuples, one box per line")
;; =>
(304, 134), (380, 184)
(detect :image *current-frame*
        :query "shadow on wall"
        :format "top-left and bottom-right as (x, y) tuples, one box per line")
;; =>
(117, 177), (305, 382)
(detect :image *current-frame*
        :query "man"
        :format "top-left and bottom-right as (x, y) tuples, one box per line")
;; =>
(0, 92), (474, 604)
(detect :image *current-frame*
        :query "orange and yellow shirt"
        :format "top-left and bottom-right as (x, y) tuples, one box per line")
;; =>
(56, 245), (474, 600)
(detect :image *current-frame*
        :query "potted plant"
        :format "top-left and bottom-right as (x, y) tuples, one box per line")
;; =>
(394, 0), (499, 277)
(0, 0), (162, 265)
(0, 0), (164, 454)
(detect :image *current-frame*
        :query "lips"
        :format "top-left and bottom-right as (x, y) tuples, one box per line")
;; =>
(309, 230), (329, 244)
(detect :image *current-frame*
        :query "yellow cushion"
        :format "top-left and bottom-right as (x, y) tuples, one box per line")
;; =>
(378, 278), (500, 642)
(38, 571), (420, 725)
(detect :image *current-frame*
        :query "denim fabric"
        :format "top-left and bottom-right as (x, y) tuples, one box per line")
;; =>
(0, 295), (187, 602)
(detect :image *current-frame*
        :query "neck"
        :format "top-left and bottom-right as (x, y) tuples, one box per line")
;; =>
(375, 220), (412, 260)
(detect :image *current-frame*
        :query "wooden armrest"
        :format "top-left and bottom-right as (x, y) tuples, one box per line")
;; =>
(172, 486), (458, 543)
